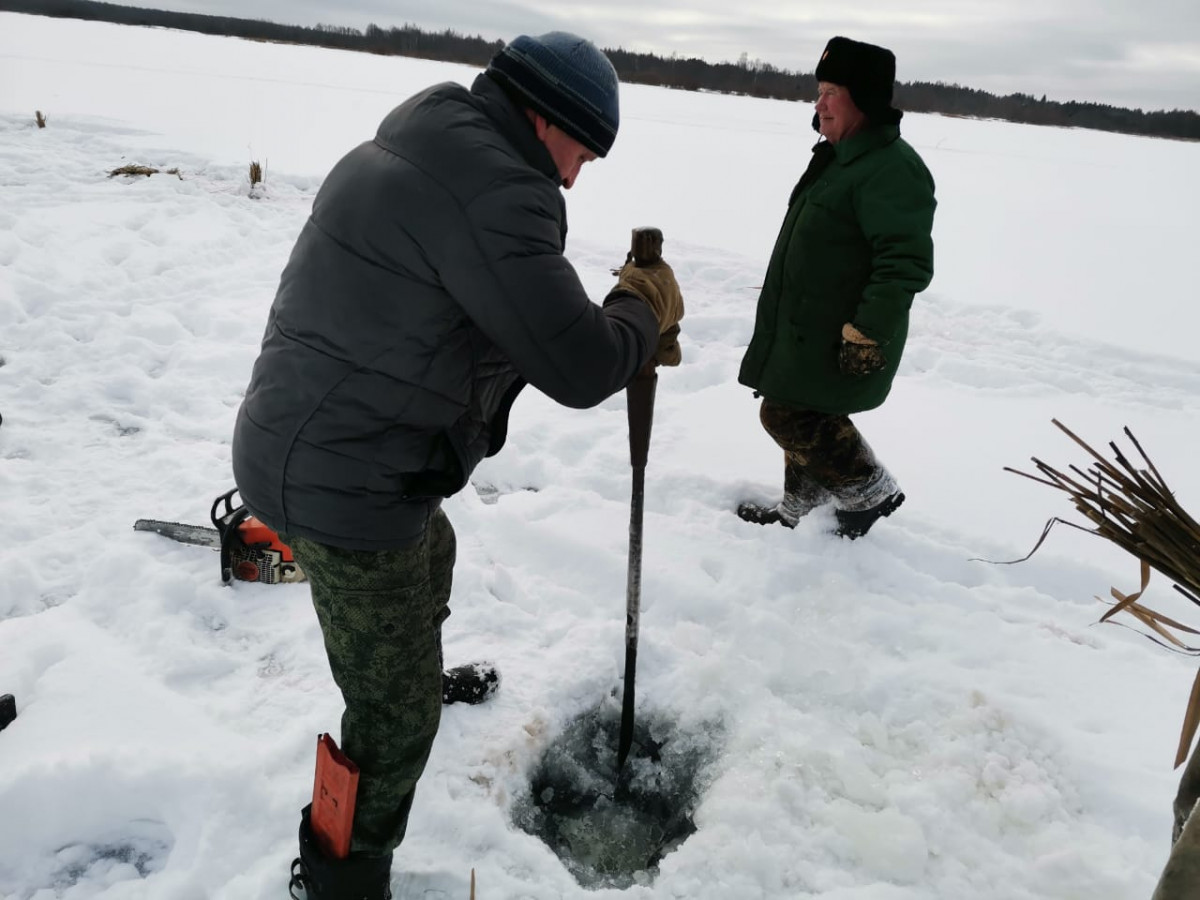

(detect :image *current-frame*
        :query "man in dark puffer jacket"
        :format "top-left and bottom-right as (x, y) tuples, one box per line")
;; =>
(231, 32), (684, 899)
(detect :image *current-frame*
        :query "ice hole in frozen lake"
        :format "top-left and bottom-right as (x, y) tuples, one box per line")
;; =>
(513, 700), (718, 889)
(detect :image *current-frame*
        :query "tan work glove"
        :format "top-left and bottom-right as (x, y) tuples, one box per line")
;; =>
(655, 323), (682, 367)
(611, 259), (686, 366)
(838, 322), (886, 375)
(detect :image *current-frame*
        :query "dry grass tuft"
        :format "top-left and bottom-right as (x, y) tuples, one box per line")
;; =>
(109, 164), (160, 178)
(1007, 419), (1200, 765)
(249, 160), (263, 186)
(107, 165), (183, 180)
(35, 110), (47, 128)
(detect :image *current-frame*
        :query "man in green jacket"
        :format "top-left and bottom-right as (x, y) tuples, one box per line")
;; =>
(737, 36), (936, 539)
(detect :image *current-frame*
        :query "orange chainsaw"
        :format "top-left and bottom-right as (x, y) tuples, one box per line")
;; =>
(133, 488), (306, 585)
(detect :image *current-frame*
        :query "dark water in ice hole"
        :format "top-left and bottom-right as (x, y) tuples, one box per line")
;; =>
(513, 700), (719, 890)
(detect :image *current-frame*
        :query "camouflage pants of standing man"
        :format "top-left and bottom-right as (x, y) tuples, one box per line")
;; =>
(742, 398), (900, 527)
(284, 506), (455, 857)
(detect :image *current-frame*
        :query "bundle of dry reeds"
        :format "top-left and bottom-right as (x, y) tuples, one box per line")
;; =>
(1007, 418), (1200, 765)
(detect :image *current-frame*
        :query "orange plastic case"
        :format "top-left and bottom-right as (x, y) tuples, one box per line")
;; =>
(311, 733), (360, 860)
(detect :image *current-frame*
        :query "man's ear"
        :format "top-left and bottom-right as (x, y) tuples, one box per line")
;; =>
(525, 108), (550, 140)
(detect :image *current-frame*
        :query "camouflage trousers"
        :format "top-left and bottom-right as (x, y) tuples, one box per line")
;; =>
(1153, 815), (1200, 900)
(759, 399), (899, 517)
(1153, 752), (1200, 899)
(284, 507), (455, 857)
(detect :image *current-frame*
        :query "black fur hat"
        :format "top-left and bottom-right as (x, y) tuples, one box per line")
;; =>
(814, 36), (902, 126)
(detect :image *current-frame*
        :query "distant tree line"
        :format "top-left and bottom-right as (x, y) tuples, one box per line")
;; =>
(6, 0), (1197, 141)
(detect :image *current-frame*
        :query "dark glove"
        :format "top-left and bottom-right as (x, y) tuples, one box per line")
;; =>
(838, 322), (886, 376)
(610, 259), (685, 365)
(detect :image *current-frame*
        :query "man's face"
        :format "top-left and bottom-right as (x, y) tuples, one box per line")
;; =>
(815, 81), (868, 144)
(533, 115), (598, 189)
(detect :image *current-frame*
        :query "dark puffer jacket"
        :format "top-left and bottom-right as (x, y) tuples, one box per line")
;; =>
(232, 73), (657, 550)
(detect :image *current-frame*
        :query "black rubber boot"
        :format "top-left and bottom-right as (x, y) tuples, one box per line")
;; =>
(442, 663), (500, 705)
(289, 805), (392, 900)
(736, 501), (797, 528)
(834, 492), (905, 540)
(738, 469), (833, 529)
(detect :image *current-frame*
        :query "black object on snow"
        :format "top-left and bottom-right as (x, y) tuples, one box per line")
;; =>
(441, 663), (499, 705)
(0, 694), (16, 732)
(834, 491), (906, 539)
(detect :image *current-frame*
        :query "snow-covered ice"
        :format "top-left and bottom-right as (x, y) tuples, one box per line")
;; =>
(2, 12), (1199, 900)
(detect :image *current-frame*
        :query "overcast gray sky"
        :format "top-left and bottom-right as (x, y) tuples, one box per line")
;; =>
(119, 0), (1199, 112)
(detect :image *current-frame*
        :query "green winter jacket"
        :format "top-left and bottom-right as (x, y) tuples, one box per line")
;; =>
(738, 125), (935, 414)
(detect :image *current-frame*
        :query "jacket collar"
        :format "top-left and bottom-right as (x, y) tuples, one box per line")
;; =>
(830, 124), (901, 164)
(471, 72), (561, 185)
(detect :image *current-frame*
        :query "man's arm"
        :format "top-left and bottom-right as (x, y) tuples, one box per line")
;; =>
(851, 156), (936, 343)
(439, 178), (659, 409)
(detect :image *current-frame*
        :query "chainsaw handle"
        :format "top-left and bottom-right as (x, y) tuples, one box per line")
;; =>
(210, 487), (241, 529)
